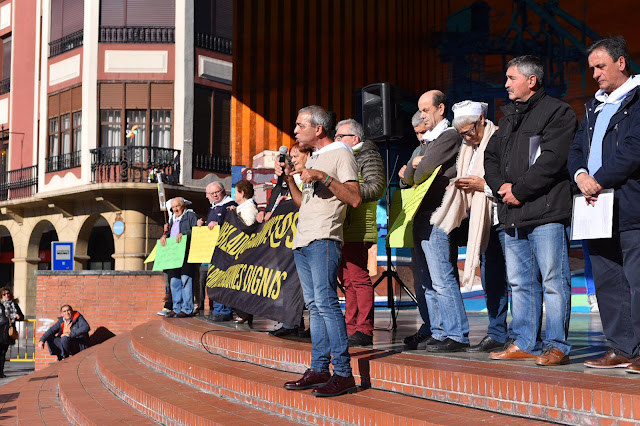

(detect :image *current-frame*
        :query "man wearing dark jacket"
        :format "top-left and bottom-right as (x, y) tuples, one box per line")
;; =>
(568, 36), (640, 372)
(38, 305), (90, 360)
(485, 55), (577, 366)
(335, 119), (386, 347)
(161, 197), (199, 317)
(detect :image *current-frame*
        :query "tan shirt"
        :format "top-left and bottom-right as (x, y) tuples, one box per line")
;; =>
(293, 144), (359, 249)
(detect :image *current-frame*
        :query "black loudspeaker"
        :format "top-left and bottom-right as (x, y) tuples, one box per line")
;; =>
(361, 82), (416, 141)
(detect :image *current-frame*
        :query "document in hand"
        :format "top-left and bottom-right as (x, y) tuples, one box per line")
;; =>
(570, 189), (614, 240)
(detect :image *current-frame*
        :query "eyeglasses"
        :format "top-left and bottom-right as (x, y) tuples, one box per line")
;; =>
(335, 134), (355, 141)
(458, 122), (478, 138)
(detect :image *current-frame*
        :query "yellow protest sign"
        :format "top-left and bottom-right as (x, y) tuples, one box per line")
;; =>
(387, 166), (441, 248)
(144, 244), (157, 263)
(187, 225), (220, 264)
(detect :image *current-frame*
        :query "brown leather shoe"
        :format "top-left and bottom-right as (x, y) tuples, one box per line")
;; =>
(626, 358), (640, 374)
(490, 343), (537, 360)
(536, 347), (570, 366)
(584, 348), (634, 369)
(284, 369), (331, 390)
(311, 374), (357, 397)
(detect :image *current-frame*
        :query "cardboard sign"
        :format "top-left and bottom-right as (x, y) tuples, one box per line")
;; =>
(187, 225), (220, 264)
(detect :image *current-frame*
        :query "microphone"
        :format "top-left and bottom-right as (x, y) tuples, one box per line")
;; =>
(275, 145), (289, 189)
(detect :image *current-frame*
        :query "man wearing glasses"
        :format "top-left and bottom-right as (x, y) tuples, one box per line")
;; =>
(38, 305), (90, 360)
(198, 182), (237, 321)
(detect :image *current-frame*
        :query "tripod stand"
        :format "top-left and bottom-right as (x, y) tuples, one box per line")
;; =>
(373, 138), (417, 329)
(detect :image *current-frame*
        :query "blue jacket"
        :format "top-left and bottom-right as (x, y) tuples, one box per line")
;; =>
(568, 86), (640, 232)
(40, 311), (91, 348)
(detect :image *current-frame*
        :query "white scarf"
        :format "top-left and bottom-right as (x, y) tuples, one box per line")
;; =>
(430, 120), (497, 290)
(422, 119), (450, 142)
(594, 74), (640, 112)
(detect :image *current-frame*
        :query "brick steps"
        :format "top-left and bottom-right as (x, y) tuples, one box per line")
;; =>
(95, 334), (300, 425)
(57, 346), (157, 425)
(161, 317), (640, 425)
(132, 320), (546, 425)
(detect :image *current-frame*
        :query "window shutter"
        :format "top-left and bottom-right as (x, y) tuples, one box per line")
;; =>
(60, 90), (72, 113)
(2, 38), (10, 80)
(100, 83), (123, 109)
(71, 86), (82, 111)
(62, 0), (84, 36)
(214, 0), (233, 39)
(125, 83), (148, 109)
(50, 0), (63, 41)
(100, 0), (125, 26)
(151, 83), (173, 109)
(127, 0), (175, 27)
(49, 94), (60, 118)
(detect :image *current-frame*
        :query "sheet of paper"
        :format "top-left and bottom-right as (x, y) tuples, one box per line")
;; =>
(152, 237), (187, 271)
(187, 225), (220, 264)
(529, 135), (541, 167)
(571, 189), (614, 240)
(144, 244), (157, 263)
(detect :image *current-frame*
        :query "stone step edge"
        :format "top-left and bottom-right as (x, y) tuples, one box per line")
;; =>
(160, 318), (640, 425)
(95, 334), (301, 425)
(57, 346), (157, 426)
(134, 320), (547, 425)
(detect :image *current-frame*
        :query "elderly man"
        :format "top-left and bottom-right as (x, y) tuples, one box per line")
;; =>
(198, 182), (237, 321)
(335, 118), (385, 347)
(398, 110), (435, 350)
(38, 305), (90, 360)
(568, 36), (640, 371)
(430, 100), (509, 353)
(485, 55), (576, 366)
(161, 197), (199, 318)
(278, 105), (361, 397)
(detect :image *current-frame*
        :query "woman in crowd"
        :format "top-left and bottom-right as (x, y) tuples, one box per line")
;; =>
(430, 100), (510, 353)
(0, 287), (22, 378)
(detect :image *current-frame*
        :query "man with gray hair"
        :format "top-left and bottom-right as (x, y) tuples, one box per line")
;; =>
(484, 55), (577, 365)
(277, 105), (361, 397)
(334, 118), (385, 346)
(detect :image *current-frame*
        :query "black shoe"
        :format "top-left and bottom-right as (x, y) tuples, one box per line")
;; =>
(466, 335), (505, 353)
(208, 313), (233, 322)
(298, 328), (311, 338)
(425, 338), (470, 353)
(348, 331), (373, 347)
(269, 326), (299, 338)
(311, 374), (357, 397)
(403, 332), (431, 350)
(176, 311), (190, 318)
(502, 338), (515, 350)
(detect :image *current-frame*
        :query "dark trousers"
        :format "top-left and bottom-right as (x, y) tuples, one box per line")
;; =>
(588, 229), (640, 358)
(412, 222), (433, 336)
(480, 225), (511, 343)
(44, 335), (83, 360)
(0, 343), (7, 374)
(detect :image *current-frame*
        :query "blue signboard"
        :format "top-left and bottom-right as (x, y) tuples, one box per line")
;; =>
(52, 242), (74, 271)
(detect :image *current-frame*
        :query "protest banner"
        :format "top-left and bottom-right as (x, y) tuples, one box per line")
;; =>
(152, 237), (188, 271)
(206, 200), (303, 325)
(387, 166), (441, 248)
(187, 225), (220, 263)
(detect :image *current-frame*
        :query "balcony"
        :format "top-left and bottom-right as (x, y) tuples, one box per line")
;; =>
(0, 78), (9, 95)
(0, 165), (38, 201)
(99, 26), (175, 44)
(90, 145), (180, 184)
(49, 30), (84, 58)
(193, 153), (231, 173)
(195, 33), (232, 55)
(45, 151), (81, 173)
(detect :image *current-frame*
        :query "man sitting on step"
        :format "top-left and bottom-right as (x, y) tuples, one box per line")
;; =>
(38, 304), (90, 360)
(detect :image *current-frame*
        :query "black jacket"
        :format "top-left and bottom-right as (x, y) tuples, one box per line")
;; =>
(40, 311), (91, 349)
(568, 85), (640, 232)
(484, 88), (577, 228)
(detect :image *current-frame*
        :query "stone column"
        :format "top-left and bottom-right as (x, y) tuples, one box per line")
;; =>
(112, 209), (147, 270)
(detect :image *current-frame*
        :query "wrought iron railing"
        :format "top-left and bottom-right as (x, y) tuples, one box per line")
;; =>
(195, 33), (232, 55)
(49, 29), (84, 58)
(0, 165), (38, 201)
(90, 145), (180, 183)
(99, 26), (175, 44)
(193, 153), (231, 173)
(0, 78), (10, 95)
(46, 151), (81, 173)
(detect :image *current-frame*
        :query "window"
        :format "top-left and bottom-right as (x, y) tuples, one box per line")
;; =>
(125, 109), (146, 146)
(50, 0), (84, 40)
(73, 111), (82, 151)
(47, 86), (82, 171)
(48, 118), (59, 158)
(2, 37), (11, 81)
(151, 110), (171, 148)
(100, 0), (175, 27)
(100, 110), (121, 148)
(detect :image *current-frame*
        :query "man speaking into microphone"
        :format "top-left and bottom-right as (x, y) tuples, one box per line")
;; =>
(277, 105), (361, 397)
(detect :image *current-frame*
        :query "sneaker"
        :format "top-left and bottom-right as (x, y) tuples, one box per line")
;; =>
(588, 294), (599, 313)
(157, 308), (170, 316)
(403, 332), (431, 350)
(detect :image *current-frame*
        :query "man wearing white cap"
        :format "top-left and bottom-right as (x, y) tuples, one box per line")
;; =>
(430, 100), (510, 353)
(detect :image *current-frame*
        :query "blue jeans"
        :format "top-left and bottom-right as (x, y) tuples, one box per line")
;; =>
(294, 239), (351, 377)
(170, 273), (194, 315)
(425, 226), (469, 344)
(212, 302), (231, 316)
(503, 222), (571, 355)
(411, 223), (433, 336)
(480, 225), (510, 343)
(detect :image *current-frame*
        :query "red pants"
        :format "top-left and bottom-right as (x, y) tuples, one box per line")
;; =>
(339, 242), (375, 336)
